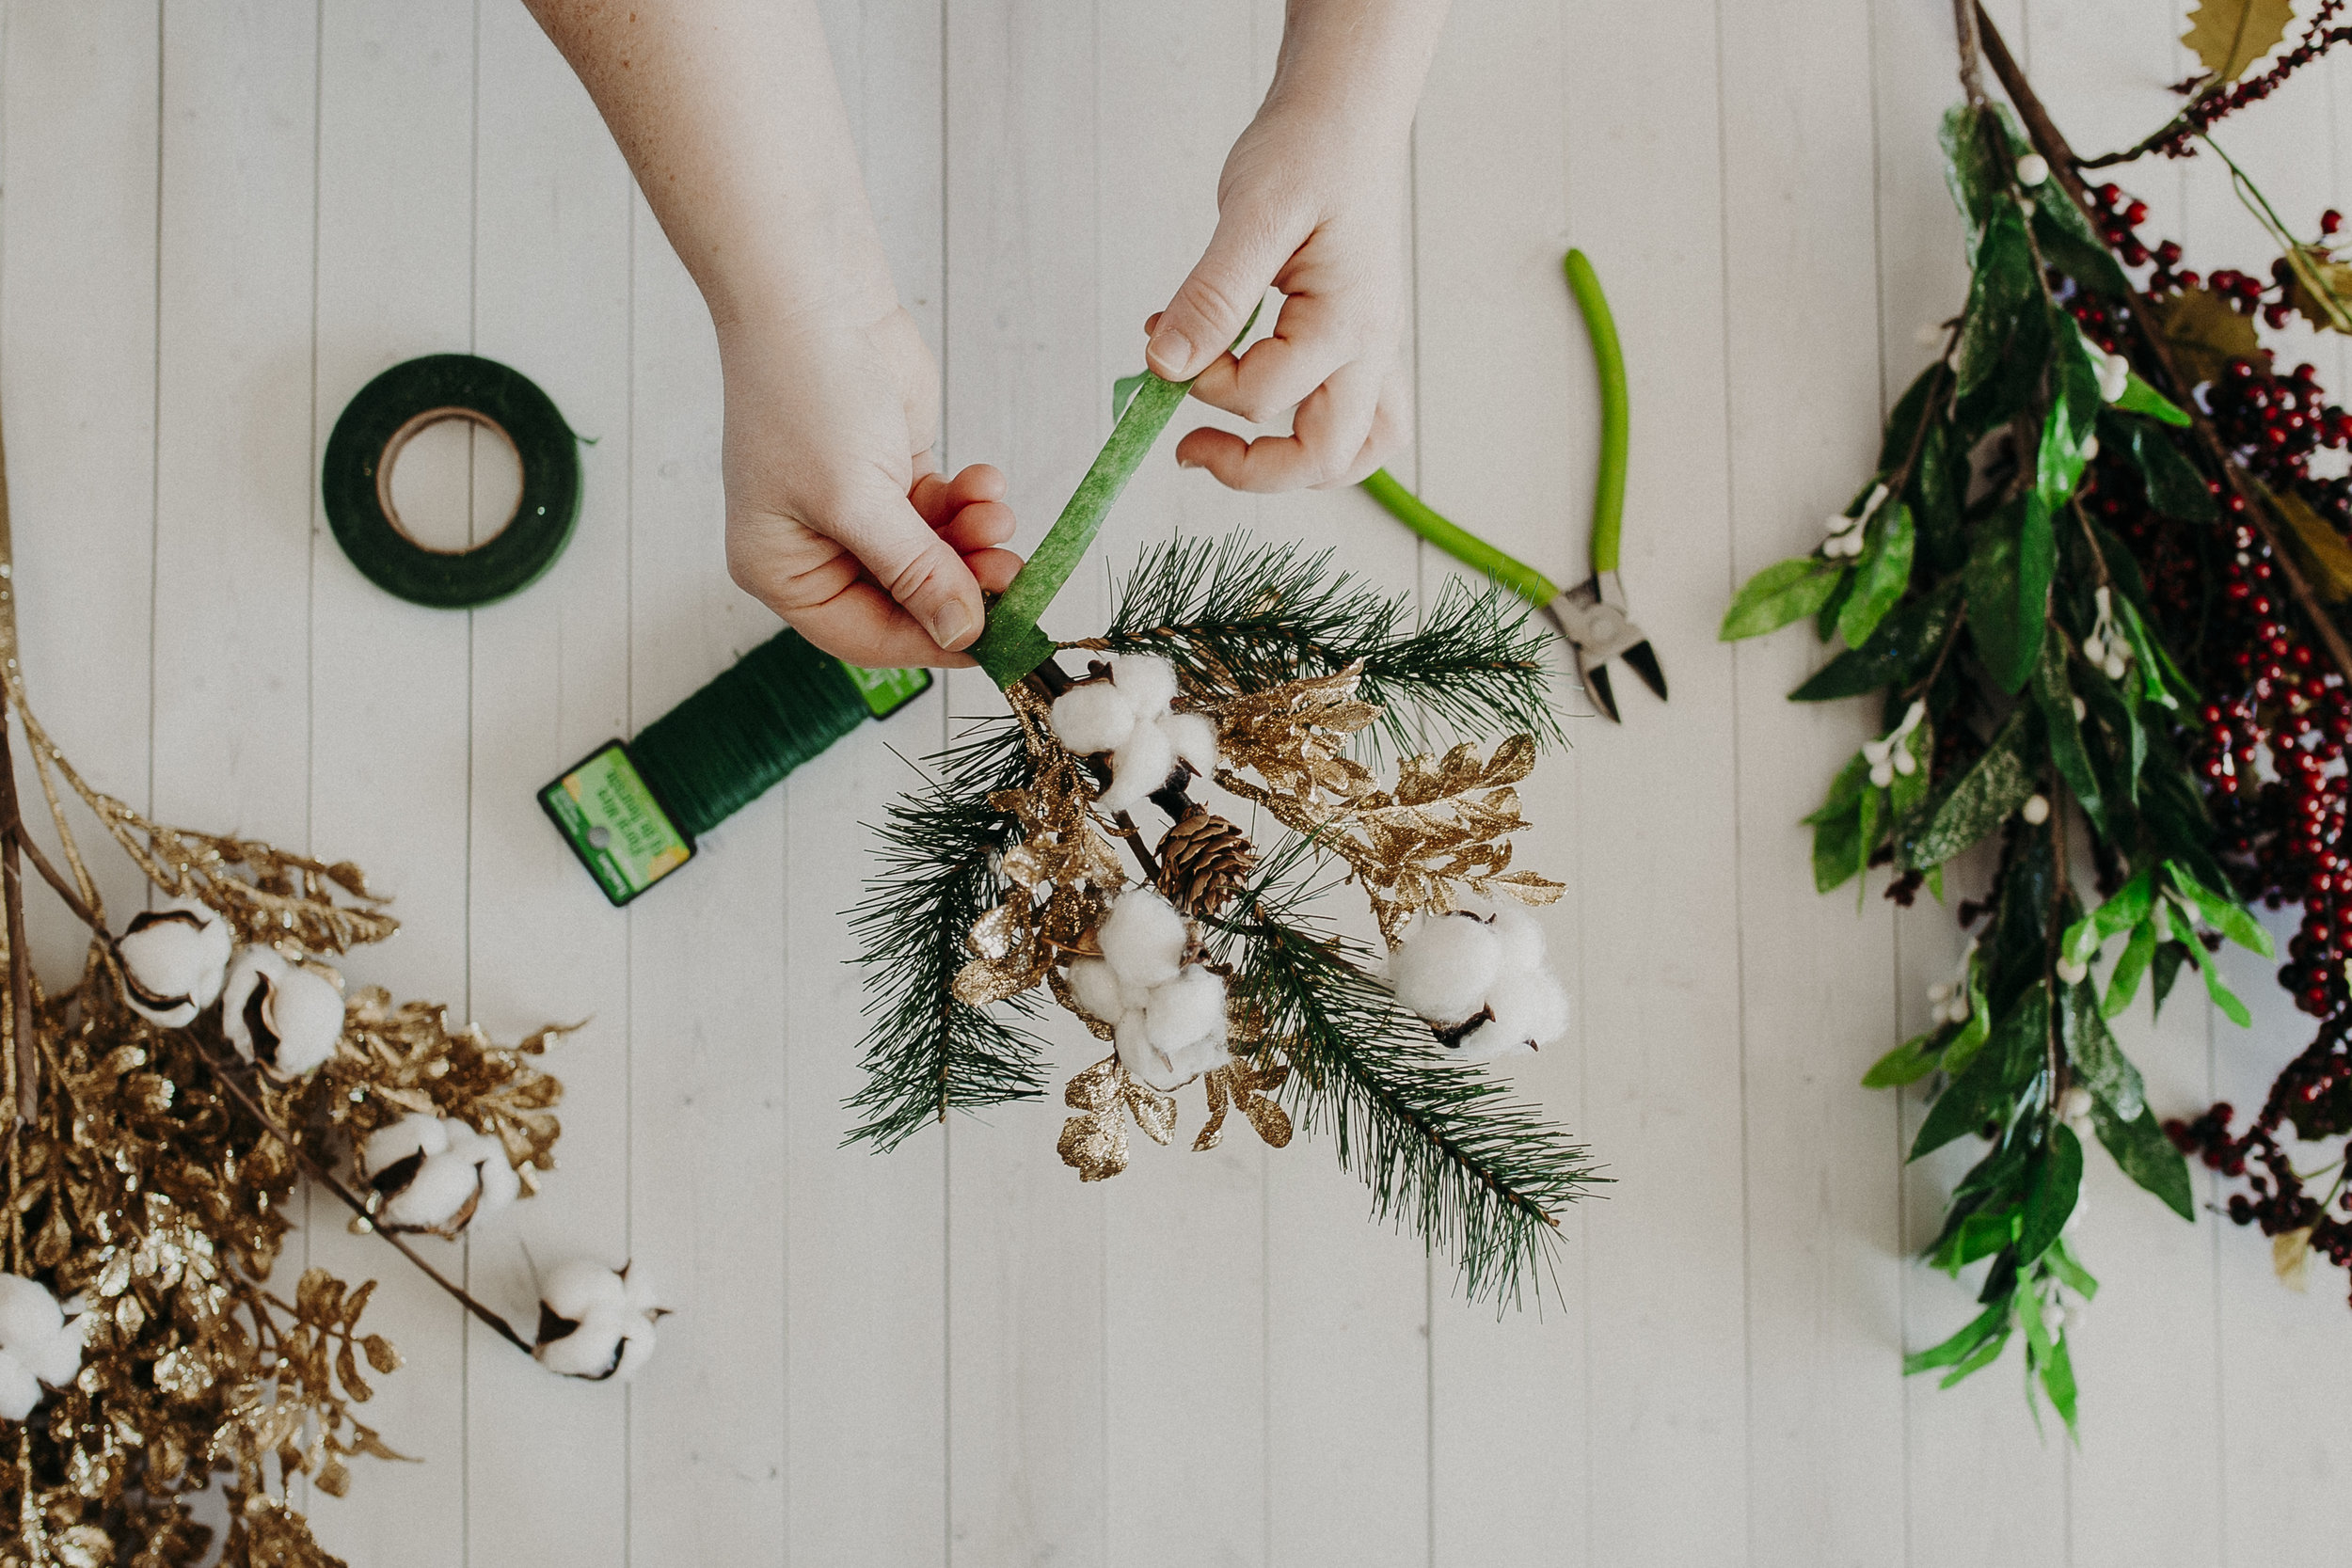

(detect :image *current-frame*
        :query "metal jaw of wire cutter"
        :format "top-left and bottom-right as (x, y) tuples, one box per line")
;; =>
(1543, 571), (1667, 724)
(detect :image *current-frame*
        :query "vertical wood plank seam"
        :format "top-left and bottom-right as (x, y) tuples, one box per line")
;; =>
(302, 0), (326, 1479)
(934, 4), (955, 1558)
(463, 8), (484, 1563)
(146, 0), (162, 835)
(623, 180), (639, 1568)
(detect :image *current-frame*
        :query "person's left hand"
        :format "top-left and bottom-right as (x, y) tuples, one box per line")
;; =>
(1142, 100), (1413, 492)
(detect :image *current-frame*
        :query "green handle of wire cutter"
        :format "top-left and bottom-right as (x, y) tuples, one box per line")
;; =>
(1359, 467), (1560, 606)
(1565, 248), (1629, 577)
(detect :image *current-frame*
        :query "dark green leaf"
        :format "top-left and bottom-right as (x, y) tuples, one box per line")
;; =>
(1913, 986), (2046, 1161)
(1939, 963), (1994, 1079)
(2090, 1096), (2195, 1220)
(1939, 104), (2010, 241)
(1815, 566), (1858, 642)
(1839, 504), (1915, 649)
(1865, 1030), (1944, 1089)
(2038, 333), (2106, 512)
(2063, 979), (2148, 1121)
(2061, 868), (2155, 968)
(1957, 205), (2037, 399)
(2151, 940), (2186, 1015)
(1906, 709), (2036, 870)
(1789, 582), (1961, 703)
(2033, 196), (2132, 298)
(1939, 1207), (2020, 1271)
(1724, 556), (1844, 641)
(2019, 1124), (2084, 1265)
(1912, 418), (1968, 570)
(1890, 718), (1934, 825)
(1808, 754), (1869, 895)
(2040, 1328), (2080, 1436)
(1965, 501), (2041, 694)
(2111, 594), (2190, 710)
(2032, 641), (2104, 834)
(1938, 1320), (2014, 1387)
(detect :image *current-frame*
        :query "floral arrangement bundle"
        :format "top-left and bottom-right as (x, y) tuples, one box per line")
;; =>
(1724, 0), (2352, 1429)
(852, 367), (1600, 1301)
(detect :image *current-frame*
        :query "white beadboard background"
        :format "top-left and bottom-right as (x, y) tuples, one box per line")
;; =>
(1, 1), (2345, 1563)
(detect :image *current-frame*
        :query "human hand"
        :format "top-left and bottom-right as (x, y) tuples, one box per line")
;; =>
(1143, 100), (1414, 492)
(717, 302), (1022, 668)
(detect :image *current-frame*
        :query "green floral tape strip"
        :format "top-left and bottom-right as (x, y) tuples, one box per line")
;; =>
(970, 306), (1261, 688)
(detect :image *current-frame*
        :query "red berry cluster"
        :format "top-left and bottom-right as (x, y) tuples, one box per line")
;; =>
(2169, 1066), (2352, 1307)
(2085, 183), (2199, 293)
(2149, 0), (2352, 159)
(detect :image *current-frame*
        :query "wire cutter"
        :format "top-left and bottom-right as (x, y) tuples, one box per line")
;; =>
(1361, 249), (1666, 723)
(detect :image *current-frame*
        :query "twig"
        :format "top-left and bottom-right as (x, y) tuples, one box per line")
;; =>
(0, 709), (37, 1131)
(1973, 4), (2352, 689)
(1952, 0), (1989, 105)
(192, 1037), (535, 1356)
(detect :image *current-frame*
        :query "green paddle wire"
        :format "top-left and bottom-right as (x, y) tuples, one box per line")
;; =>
(629, 627), (871, 838)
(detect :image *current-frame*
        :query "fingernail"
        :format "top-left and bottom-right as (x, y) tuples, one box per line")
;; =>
(1147, 328), (1194, 378)
(1176, 453), (1203, 470)
(929, 603), (975, 649)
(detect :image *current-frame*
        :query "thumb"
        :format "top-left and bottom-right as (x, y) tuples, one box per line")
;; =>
(1147, 211), (1291, 382)
(834, 488), (989, 653)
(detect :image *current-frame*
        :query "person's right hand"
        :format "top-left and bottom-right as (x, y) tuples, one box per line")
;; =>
(717, 300), (1023, 669)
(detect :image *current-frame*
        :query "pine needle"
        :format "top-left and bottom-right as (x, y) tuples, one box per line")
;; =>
(1081, 535), (1565, 756)
(845, 719), (1050, 1149)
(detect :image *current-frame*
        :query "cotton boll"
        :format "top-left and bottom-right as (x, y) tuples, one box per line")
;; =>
(1478, 967), (1572, 1052)
(540, 1259), (628, 1324)
(1143, 966), (1226, 1054)
(1113, 1011), (1166, 1089)
(21, 1315), (85, 1390)
(1160, 710), (1219, 775)
(0, 1350), (39, 1422)
(1486, 906), (1546, 975)
(116, 899), (233, 1026)
(0, 1275), (61, 1353)
(361, 1113), (449, 1180)
(1097, 888), (1188, 989)
(1067, 958), (1128, 1024)
(1386, 913), (1502, 1026)
(223, 948), (344, 1079)
(1049, 682), (1137, 755)
(621, 1265), (668, 1323)
(444, 1124), (519, 1219)
(1098, 719), (1175, 814)
(1108, 653), (1179, 717)
(377, 1148), (484, 1233)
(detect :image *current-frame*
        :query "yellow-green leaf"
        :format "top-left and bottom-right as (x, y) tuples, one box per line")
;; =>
(2271, 486), (2352, 602)
(2284, 245), (2352, 333)
(2151, 287), (2270, 387)
(2183, 0), (2298, 83)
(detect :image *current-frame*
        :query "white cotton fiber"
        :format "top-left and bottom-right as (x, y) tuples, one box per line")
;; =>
(1387, 913), (1501, 1026)
(263, 963), (347, 1078)
(1113, 1011), (1163, 1087)
(362, 1113), (448, 1176)
(379, 1148), (483, 1232)
(220, 947), (289, 1056)
(1486, 905), (1546, 975)
(0, 1350), (39, 1422)
(540, 1259), (628, 1324)
(117, 900), (233, 1025)
(1051, 683), (1137, 755)
(1068, 957), (1129, 1024)
(446, 1124), (519, 1218)
(0, 1275), (61, 1352)
(1144, 966), (1226, 1053)
(1099, 720), (1175, 814)
(1453, 967), (1571, 1062)
(1097, 889), (1188, 988)
(1160, 710), (1219, 774)
(1108, 653), (1179, 716)
(22, 1314), (85, 1389)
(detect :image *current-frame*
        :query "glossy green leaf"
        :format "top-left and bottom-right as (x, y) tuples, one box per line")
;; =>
(2166, 898), (2251, 1027)
(2151, 940), (2186, 1015)
(1839, 504), (1915, 649)
(2122, 421), (2219, 522)
(2102, 917), (2159, 1020)
(1807, 753), (1869, 894)
(1965, 504), (2042, 694)
(2019, 1125), (2084, 1265)
(2062, 978), (2147, 1122)
(1724, 556), (1843, 641)
(2116, 371), (2191, 425)
(1939, 103), (2011, 243)
(2044, 1237), (2099, 1300)
(1904, 1300), (2007, 1375)
(1890, 719), (1934, 825)
(1913, 986), (2044, 1161)
(2166, 860), (2274, 957)
(1958, 205), (2037, 399)
(2033, 196), (2132, 299)
(2111, 593), (2190, 710)
(1906, 710), (2036, 870)
(2061, 868), (2154, 968)
(2038, 333), (2106, 512)
(1939, 1318), (2015, 1387)
(2090, 1095), (2195, 1221)
(1939, 963), (1994, 1079)
(2039, 1327), (2080, 1436)
(1864, 1031), (1945, 1088)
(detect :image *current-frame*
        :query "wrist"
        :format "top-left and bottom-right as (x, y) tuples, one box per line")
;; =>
(1261, 0), (1446, 144)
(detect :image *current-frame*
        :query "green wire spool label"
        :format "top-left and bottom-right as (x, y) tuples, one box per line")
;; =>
(537, 741), (695, 906)
(840, 661), (930, 718)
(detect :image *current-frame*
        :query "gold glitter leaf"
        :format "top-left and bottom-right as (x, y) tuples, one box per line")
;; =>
(1057, 1115), (1128, 1181)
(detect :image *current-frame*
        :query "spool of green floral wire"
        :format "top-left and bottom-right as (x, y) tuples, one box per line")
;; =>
(537, 628), (930, 906)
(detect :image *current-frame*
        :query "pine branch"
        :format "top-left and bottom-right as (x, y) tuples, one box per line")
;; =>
(1079, 535), (1564, 755)
(846, 720), (1052, 1149)
(1212, 847), (1602, 1304)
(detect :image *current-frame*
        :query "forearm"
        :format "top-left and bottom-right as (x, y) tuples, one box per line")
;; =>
(523, 0), (894, 333)
(1262, 0), (1451, 140)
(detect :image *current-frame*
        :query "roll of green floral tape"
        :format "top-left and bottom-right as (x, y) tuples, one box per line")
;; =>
(536, 626), (931, 907)
(323, 354), (582, 609)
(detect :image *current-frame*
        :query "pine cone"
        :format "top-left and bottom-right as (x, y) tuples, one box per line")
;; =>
(1156, 808), (1256, 916)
